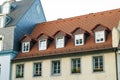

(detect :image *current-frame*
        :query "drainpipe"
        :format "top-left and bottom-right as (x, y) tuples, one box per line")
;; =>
(115, 48), (118, 80)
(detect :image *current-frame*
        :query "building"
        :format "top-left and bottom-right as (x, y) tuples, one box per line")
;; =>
(12, 8), (120, 80)
(0, 0), (46, 80)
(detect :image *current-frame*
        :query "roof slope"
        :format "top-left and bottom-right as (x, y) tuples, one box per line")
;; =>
(6, 0), (35, 27)
(15, 8), (120, 60)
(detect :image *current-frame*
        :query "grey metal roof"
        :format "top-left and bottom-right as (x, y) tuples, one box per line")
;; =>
(6, 0), (35, 27)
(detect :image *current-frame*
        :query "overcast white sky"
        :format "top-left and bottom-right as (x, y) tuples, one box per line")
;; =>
(0, 0), (120, 21)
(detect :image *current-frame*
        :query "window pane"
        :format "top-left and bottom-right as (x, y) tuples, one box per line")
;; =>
(93, 56), (103, 72)
(52, 60), (61, 75)
(56, 37), (64, 48)
(95, 31), (105, 43)
(34, 63), (42, 76)
(22, 42), (30, 52)
(71, 58), (81, 73)
(75, 34), (84, 45)
(16, 64), (24, 78)
(39, 40), (47, 50)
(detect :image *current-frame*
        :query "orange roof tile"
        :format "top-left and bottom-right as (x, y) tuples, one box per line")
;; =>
(14, 8), (120, 60)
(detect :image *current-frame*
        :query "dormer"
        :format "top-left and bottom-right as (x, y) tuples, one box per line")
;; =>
(37, 33), (53, 50)
(71, 27), (89, 46)
(20, 35), (32, 53)
(2, 1), (16, 14)
(53, 30), (71, 48)
(92, 24), (110, 43)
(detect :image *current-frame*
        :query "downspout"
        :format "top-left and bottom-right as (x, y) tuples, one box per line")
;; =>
(115, 48), (118, 80)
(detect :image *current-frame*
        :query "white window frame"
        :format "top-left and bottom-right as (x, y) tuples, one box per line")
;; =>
(36, 5), (40, 15)
(2, 2), (10, 14)
(22, 42), (30, 53)
(75, 34), (84, 46)
(71, 58), (81, 74)
(56, 37), (64, 48)
(93, 56), (103, 72)
(33, 62), (42, 77)
(0, 35), (4, 51)
(39, 39), (47, 50)
(52, 60), (61, 75)
(0, 64), (1, 75)
(95, 31), (105, 43)
(16, 64), (24, 78)
(0, 15), (5, 28)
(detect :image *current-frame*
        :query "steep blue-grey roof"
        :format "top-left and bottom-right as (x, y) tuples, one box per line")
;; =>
(6, 0), (35, 27)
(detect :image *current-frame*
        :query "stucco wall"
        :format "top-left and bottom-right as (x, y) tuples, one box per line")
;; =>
(11, 52), (116, 80)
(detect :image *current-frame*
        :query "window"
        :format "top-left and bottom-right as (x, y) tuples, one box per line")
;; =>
(93, 56), (103, 72)
(39, 39), (47, 50)
(0, 36), (3, 51)
(22, 42), (30, 52)
(75, 34), (84, 46)
(0, 64), (1, 76)
(56, 37), (64, 48)
(2, 2), (10, 14)
(36, 5), (40, 15)
(16, 64), (24, 78)
(33, 62), (42, 77)
(71, 58), (81, 73)
(95, 31), (105, 43)
(52, 60), (61, 75)
(0, 16), (4, 28)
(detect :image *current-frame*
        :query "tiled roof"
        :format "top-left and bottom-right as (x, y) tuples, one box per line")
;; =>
(14, 8), (120, 60)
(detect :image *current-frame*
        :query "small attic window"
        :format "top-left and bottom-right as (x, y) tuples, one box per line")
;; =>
(92, 24), (110, 43)
(95, 31), (105, 43)
(56, 37), (64, 48)
(22, 42), (30, 53)
(39, 39), (47, 50)
(54, 30), (70, 49)
(75, 34), (84, 46)
(71, 27), (89, 46)
(5, 16), (11, 25)
(0, 15), (5, 28)
(2, 2), (10, 14)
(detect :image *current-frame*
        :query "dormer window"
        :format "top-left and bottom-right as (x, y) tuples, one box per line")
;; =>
(39, 39), (47, 50)
(0, 35), (4, 51)
(71, 27), (89, 46)
(95, 31), (105, 43)
(37, 33), (53, 50)
(22, 42), (30, 52)
(92, 24), (110, 44)
(20, 35), (32, 53)
(56, 37), (64, 48)
(0, 15), (5, 28)
(75, 34), (84, 46)
(53, 30), (71, 49)
(2, 2), (10, 14)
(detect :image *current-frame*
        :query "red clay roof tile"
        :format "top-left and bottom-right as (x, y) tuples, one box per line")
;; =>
(15, 8), (120, 60)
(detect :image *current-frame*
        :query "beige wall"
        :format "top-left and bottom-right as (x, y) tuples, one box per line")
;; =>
(11, 52), (117, 80)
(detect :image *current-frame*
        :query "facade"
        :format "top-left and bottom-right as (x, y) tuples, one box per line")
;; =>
(0, 0), (46, 80)
(12, 8), (120, 80)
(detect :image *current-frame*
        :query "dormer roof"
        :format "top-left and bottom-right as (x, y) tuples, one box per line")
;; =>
(37, 33), (53, 40)
(92, 24), (110, 32)
(71, 27), (90, 36)
(20, 35), (31, 42)
(53, 30), (71, 38)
